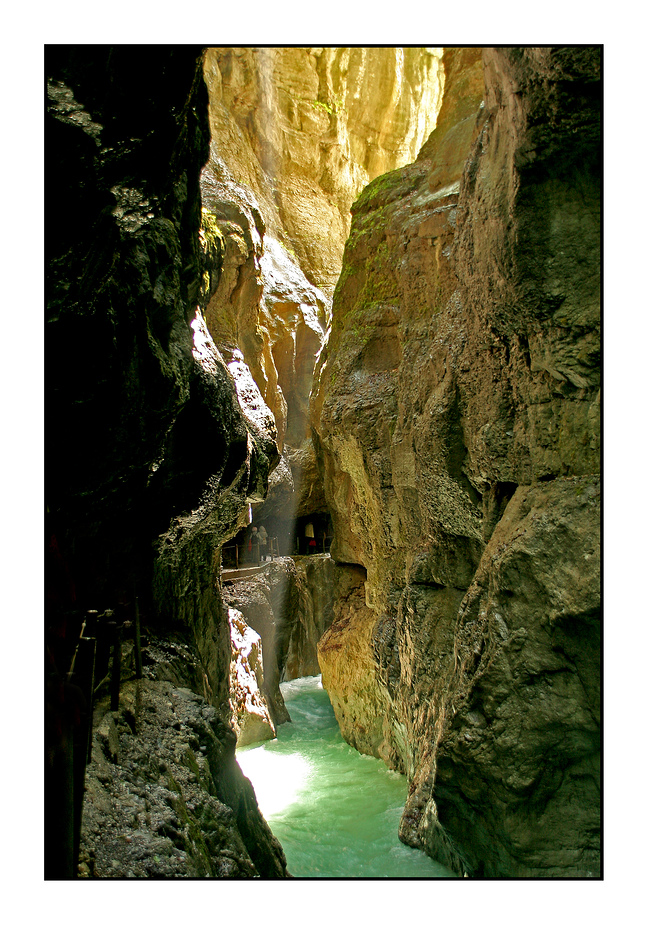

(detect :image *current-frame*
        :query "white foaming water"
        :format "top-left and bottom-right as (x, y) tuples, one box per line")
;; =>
(236, 748), (313, 817)
(280, 674), (324, 699)
(236, 675), (454, 878)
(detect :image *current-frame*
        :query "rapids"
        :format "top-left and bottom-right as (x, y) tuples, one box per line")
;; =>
(236, 675), (454, 878)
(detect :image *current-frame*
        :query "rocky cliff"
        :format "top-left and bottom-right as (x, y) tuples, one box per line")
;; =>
(203, 47), (443, 297)
(78, 634), (287, 877)
(45, 46), (286, 878)
(222, 555), (337, 721)
(45, 44), (441, 879)
(46, 44), (600, 880)
(313, 46), (601, 877)
(199, 47), (444, 525)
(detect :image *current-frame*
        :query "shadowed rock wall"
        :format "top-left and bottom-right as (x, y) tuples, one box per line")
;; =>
(45, 45), (286, 878)
(313, 46), (600, 877)
(46, 46), (279, 703)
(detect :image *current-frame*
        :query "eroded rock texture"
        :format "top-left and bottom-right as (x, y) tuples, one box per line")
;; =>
(45, 46), (284, 878)
(46, 45), (280, 702)
(79, 636), (287, 878)
(314, 47), (600, 877)
(228, 608), (277, 746)
(203, 47), (443, 297)
(199, 47), (444, 521)
(222, 555), (337, 724)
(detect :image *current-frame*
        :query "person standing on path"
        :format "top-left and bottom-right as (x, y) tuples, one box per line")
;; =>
(258, 525), (268, 561)
(250, 526), (261, 565)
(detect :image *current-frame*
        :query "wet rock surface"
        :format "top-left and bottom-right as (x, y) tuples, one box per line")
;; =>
(79, 638), (288, 878)
(222, 555), (337, 725)
(313, 47), (601, 877)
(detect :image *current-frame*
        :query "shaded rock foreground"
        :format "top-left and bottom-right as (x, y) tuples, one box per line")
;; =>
(313, 47), (601, 877)
(79, 635), (287, 878)
(78, 554), (338, 878)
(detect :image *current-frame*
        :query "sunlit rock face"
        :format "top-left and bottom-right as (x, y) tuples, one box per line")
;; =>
(223, 560), (297, 728)
(199, 186), (329, 455)
(203, 46), (444, 297)
(314, 47), (600, 877)
(228, 608), (276, 746)
(150, 308), (279, 708)
(317, 564), (394, 759)
(200, 47), (444, 516)
(222, 555), (337, 716)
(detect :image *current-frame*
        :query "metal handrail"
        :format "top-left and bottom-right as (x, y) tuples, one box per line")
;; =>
(220, 536), (280, 569)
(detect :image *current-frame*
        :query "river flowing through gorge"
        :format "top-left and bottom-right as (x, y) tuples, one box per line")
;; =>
(236, 676), (454, 878)
(46, 45), (600, 882)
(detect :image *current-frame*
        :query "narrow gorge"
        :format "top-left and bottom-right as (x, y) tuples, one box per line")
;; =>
(45, 45), (601, 880)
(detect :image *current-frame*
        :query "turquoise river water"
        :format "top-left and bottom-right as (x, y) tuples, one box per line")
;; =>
(236, 675), (454, 878)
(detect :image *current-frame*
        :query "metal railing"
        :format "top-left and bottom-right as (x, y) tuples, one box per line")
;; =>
(221, 536), (280, 569)
(45, 604), (144, 878)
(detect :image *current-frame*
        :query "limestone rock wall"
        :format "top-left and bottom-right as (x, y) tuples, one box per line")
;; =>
(222, 555), (337, 721)
(228, 607), (277, 746)
(317, 564), (394, 759)
(284, 554), (338, 678)
(199, 164), (330, 454)
(200, 47), (444, 518)
(313, 47), (600, 877)
(203, 46), (444, 296)
(222, 559), (299, 727)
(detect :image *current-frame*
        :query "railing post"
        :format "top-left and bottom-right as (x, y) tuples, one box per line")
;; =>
(84, 610), (98, 764)
(134, 594), (142, 679)
(72, 633), (96, 872)
(109, 620), (122, 712)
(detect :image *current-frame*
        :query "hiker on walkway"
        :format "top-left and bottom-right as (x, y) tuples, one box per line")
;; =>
(305, 522), (316, 554)
(258, 525), (268, 561)
(250, 526), (261, 565)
